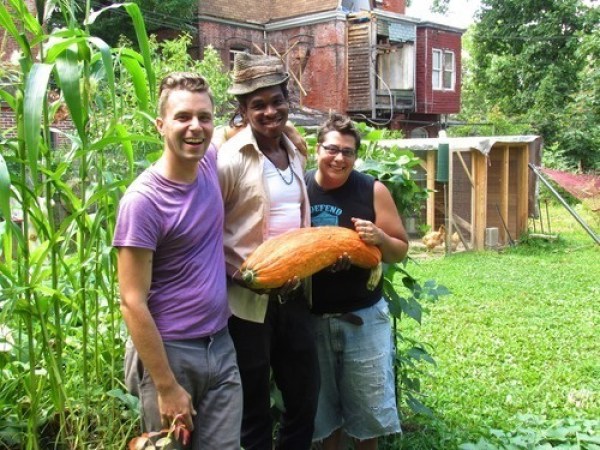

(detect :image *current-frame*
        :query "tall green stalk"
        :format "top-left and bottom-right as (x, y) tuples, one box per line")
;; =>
(0, 1), (161, 447)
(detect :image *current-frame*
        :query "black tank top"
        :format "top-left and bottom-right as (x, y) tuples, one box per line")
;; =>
(305, 169), (383, 314)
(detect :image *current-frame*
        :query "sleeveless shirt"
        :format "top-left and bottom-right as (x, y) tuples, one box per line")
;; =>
(305, 169), (383, 314)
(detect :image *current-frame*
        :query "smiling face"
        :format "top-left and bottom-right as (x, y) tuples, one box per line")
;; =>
(316, 130), (358, 189)
(239, 85), (289, 141)
(155, 89), (214, 164)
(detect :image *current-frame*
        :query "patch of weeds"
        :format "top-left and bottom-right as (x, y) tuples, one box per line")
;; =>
(514, 232), (568, 251)
(459, 414), (600, 449)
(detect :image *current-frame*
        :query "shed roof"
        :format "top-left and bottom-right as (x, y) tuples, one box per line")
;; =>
(377, 135), (541, 156)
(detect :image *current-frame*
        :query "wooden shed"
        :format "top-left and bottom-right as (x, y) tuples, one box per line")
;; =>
(377, 135), (543, 250)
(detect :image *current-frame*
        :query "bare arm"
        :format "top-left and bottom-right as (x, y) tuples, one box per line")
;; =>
(117, 247), (196, 430)
(283, 121), (307, 157)
(352, 180), (409, 264)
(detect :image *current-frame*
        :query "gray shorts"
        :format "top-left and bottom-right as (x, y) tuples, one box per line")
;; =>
(312, 299), (401, 441)
(125, 327), (243, 449)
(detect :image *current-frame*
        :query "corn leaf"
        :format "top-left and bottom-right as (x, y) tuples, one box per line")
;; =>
(84, 2), (126, 26)
(88, 37), (116, 116)
(123, 3), (155, 103)
(0, 3), (29, 53)
(0, 3), (20, 42)
(120, 52), (149, 113)
(0, 91), (16, 110)
(114, 124), (135, 177)
(6, 0), (44, 37)
(0, 154), (11, 222)
(55, 47), (86, 141)
(23, 63), (53, 180)
(88, 134), (160, 152)
(0, 223), (12, 266)
(45, 35), (87, 64)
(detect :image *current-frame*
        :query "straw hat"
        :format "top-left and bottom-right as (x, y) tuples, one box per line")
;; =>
(228, 53), (289, 96)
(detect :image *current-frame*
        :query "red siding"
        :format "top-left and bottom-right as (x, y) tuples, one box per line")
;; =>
(415, 27), (461, 114)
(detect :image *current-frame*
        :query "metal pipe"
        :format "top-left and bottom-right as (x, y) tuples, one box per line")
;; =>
(529, 164), (600, 245)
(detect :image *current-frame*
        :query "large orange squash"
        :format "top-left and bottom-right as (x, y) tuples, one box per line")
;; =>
(240, 226), (382, 289)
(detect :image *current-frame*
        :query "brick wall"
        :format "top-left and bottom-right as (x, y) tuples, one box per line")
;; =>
(1, 104), (73, 148)
(270, 0), (339, 21)
(199, 0), (339, 24)
(380, 0), (406, 14)
(0, 105), (16, 135)
(198, 22), (265, 66)
(269, 21), (348, 112)
(1, 0), (36, 62)
(415, 26), (461, 114)
(199, 19), (348, 113)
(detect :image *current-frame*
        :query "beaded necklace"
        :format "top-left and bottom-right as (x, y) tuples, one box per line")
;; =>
(263, 150), (294, 185)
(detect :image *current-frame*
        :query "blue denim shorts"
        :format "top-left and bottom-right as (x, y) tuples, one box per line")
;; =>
(311, 298), (401, 441)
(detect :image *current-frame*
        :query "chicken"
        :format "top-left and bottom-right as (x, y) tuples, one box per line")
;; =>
(422, 225), (446, 251)
(450, 232), (461, 251)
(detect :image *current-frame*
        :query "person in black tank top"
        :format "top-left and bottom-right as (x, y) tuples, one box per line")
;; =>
(307, 114), (409, 449)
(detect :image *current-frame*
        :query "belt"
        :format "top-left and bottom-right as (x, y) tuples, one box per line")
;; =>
(320, 312), (364, 326)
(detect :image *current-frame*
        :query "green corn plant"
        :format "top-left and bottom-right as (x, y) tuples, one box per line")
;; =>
(0, 0), (160, 447)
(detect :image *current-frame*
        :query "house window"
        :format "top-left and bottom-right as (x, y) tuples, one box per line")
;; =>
(377, 43), (415, 90)
(432, 49), (455, 90)
(229, 47), (248, 71)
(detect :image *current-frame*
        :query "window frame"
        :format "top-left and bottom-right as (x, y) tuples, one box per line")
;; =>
(432, 49), (455, 91)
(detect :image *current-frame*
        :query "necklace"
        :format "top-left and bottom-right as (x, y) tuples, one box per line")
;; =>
(263, 150), (295, 185)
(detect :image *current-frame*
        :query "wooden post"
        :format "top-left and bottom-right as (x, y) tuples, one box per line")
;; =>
(516, 144), (529, 238)
(499, 145), (510, 244)
(447, 145), (454, 252)
(426, 151), (436, 228)
(472, 151), (488, 250)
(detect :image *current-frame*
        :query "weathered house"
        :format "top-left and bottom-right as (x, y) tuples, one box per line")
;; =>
(196, 0), (463, 136)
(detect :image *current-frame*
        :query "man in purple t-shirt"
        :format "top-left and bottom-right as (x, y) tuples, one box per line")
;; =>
(113, 72), (242, 449)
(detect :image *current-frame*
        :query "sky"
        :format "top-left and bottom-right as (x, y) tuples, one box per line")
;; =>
(405, 0), (482, 29)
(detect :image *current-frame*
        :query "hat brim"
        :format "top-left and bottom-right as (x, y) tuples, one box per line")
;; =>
(228, 73), (290, 96)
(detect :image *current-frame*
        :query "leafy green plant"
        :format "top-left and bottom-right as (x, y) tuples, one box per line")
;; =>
(0, 0), (157, 447)
(383, 263), (451, 416)
(459, 414), (600, 449)
(356, 147), (429, 219)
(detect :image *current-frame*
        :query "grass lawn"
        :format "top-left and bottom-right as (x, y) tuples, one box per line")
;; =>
(389, 200), (600, 449)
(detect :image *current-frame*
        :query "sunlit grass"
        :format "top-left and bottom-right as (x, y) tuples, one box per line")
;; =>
(391, 200), (599, 448)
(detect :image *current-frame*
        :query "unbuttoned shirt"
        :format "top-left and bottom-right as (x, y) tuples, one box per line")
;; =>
(217, 125), (311, 323)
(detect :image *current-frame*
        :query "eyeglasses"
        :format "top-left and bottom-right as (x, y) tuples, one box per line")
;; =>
(320, 144), (356, 158)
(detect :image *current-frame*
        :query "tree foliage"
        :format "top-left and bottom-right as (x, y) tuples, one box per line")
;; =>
(53, 0), (198, 48)
(458, 0), (600, 171)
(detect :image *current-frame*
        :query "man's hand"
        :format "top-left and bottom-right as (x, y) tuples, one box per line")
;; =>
(327, 253), (351, 273)
(273, 276), (301, 297)
(157, 382), (197, 431)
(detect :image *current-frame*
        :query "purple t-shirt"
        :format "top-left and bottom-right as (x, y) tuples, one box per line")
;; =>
(113, 146), (229, 340)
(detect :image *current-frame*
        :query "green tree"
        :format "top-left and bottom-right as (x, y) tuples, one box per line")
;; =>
(52, 0), (198, 48)
(458, 0), (599, 170)
(555, 15), (600, 171)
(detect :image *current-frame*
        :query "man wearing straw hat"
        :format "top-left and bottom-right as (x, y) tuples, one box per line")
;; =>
(218, 53), (319, 450)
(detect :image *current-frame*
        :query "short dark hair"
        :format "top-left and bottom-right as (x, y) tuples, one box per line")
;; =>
(158, 72), (214, 116)
(317, 113), (361, 150)
(235, 81), (289, 109)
